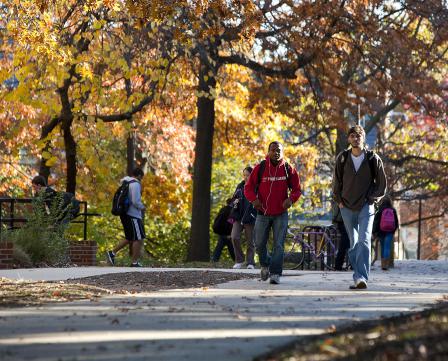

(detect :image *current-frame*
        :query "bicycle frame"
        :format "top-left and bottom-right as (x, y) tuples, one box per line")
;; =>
(285, 227), (337, 270)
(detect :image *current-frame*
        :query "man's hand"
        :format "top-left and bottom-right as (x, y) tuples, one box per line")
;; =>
(282, 198), (292, 209)
(338, 202), (344, 209)
(252, 199), (262, 211)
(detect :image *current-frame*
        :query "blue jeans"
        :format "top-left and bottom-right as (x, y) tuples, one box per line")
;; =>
(254, 212), (288, 276)
(380, 233), (394, 259)
(340, 203), (375, 283)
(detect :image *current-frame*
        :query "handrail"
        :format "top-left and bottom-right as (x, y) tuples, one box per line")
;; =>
(0, 197), (101, 240)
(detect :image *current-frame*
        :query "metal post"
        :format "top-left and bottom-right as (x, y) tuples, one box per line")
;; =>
(417, 198), (422, 260)
(10, 199), (14, 230)
(83, 202), (88, 241)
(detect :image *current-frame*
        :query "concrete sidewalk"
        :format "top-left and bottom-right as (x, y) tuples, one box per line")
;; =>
(1, 260), (447, 361)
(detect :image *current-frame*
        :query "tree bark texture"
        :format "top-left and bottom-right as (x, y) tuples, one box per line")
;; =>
(187, 62), (216, 262)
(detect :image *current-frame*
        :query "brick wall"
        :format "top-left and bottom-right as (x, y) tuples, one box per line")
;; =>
(68, 241), (97, 266)
(0, 240), (97, 268)
(0, 242), (14, 269)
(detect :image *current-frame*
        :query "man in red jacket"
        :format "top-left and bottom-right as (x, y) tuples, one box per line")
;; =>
(244, 141), (301, 284)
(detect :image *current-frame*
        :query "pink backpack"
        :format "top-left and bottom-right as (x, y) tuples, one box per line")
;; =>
(380, 208), (395, 232)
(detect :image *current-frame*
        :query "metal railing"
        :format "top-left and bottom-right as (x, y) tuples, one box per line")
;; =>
(0, 197), (100, 241)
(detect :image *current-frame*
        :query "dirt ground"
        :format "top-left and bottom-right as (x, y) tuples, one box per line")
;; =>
(0, 271), (258, 307)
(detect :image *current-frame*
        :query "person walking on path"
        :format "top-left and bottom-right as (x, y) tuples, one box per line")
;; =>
(332, 201), (350, 271)
(372, 197), (399, 270)
(229, 166), (257, 269)
(107, 167), (146, 267)
(333, 125), (387, 290)
(211, 198), (236, 263)
(244, 141), (301, 284)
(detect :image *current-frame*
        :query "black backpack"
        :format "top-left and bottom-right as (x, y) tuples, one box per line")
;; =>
(111, 180), (135, 216)
(59, 192), (81, 220)
(212, 205), (233, 235)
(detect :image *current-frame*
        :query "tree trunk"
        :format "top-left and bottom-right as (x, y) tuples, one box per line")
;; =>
(62, 119), (77, 194)
(38, 117), (61, 184)
(126, 125), (135, 176)
(187, 62), (216, 262)
(335, 127), (348, 156)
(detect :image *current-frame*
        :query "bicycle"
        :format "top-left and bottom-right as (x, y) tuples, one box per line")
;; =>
(283, 225), (338, 270)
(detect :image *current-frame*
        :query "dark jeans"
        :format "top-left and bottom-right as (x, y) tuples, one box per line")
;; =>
(335, 221), (350, 270)
(211, 235), (235, 262)
(254, 212), (288, 276)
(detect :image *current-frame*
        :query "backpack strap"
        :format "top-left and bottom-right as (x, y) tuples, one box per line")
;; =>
(256, 160), (266, 192)
(339, 149), (377, 180)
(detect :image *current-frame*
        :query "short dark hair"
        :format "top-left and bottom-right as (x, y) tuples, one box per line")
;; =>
(31, 175), (47, 187)
(131, 167), (144, 178)
(347, 125), (366, 138)
(268, 141), (283, 151)
(244, 166), (253, 173)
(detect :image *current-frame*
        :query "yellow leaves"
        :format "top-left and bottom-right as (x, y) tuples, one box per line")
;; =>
(76, 63), (94, 81)
(41, 151), (52, 159)
(45, 156), (58, 167)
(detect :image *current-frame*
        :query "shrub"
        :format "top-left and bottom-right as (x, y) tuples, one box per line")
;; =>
(3, 193), (70, 266)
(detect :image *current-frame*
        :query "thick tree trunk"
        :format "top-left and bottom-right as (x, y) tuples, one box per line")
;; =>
(187, 62), (216, 262)
(60, 86), (77, 195)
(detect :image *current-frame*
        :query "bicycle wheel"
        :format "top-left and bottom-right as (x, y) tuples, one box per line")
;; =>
(283, 232), (305, 270)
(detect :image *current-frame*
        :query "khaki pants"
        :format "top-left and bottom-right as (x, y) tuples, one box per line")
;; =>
(231, 222), (255, 265)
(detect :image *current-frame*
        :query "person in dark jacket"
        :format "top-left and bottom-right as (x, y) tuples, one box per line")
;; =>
(372, 197), (399, 270)
(31, 175), (69, 226)
(333, 125), (387, 290)
(332, 201), (350, 271)
(229, 166), (257, 269)
(211, 198), (235, 263)
(244, 142), (302, 284)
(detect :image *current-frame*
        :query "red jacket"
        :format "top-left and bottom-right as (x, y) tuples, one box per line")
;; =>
(244, 157), (301, 216)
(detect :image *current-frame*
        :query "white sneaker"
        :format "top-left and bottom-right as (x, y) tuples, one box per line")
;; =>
(232, 263), (243, 269)
(269, 274), (280, 284)
(246, 264), (255, 269)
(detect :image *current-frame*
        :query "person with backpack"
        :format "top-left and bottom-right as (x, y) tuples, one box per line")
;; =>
(211, 198), (235, 263)
(244, 141), (301, 284)
(333, 125), (387, 290)
(373, 197), (399, 270)
(31, 175), (80, 225)
(107, 167), (145, 267)
(229, 166), (257, 269)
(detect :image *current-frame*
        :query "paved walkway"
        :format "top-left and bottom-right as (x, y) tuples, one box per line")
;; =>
(1, 260), (447, 361)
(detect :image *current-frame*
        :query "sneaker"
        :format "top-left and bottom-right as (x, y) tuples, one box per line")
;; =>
(349, 279), (367, 290)
(246, 264), (255, 269)
(130, 262), (143, 267)
(260, 267), (269, 281)
(232, 263), (243, 269)
(106, 251), (115, 266)
(269, 274), (280, 284)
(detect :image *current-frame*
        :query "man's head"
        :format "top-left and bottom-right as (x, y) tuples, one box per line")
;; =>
(347, 125), (366, 149)
(268, 141), (284, 165)
(31, 175), (47, 193)
(131, 167), (144, 180)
